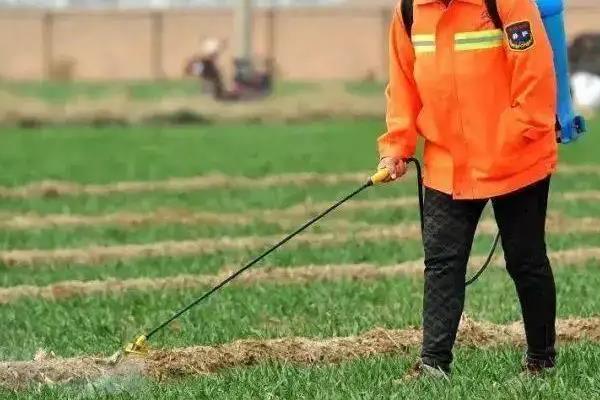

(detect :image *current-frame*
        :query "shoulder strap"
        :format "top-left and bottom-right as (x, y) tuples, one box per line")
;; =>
(400, 0), (414, 38)
(484, 0), (503, 30)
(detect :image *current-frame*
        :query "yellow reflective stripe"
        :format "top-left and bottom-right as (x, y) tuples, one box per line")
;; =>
(414, 45), (436, 54)
(454, 29), (503, 40)
(455, 40), (503, 51)
(454, 29), (503, 51)
(412, 34), (436, 54)
(412, 34), (435, 42)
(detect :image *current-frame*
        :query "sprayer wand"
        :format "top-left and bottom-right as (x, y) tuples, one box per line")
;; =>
(123, 158), (497, 356)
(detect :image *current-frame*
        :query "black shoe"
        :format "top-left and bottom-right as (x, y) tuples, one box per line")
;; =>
(522, 357), (556, 375)
(402, 360), (450, 381)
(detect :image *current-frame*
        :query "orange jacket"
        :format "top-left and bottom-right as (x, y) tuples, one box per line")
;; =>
(378, 0), (558, 200)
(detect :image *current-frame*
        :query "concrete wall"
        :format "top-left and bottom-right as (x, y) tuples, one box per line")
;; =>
(52, 11), (155, 79)
(0, 11), (46, 79)
(0, 5), (598, 81)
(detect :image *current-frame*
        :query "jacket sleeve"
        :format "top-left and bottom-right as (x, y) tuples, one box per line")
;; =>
(377, 7), (422, 160)
(498, 0), (557, 141)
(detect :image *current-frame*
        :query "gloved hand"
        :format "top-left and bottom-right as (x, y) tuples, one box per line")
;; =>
(377, 156), (408, 182)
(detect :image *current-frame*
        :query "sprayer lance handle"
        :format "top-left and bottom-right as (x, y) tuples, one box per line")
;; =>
(369, 157), (421, 186)
(369, 169), (391, 186)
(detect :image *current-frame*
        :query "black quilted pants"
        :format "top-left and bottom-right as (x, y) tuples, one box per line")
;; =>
(420, 177), (556, 372)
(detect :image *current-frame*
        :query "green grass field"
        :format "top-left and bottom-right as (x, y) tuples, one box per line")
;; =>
(0, 117), (599, 399)
(0, 80), (378, 104)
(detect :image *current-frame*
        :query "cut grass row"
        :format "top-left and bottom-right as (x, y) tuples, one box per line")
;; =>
(1, 196), (600, 251)
(0, 181), (421, 215)
(1, 263), (600, 360)
(0, 190), (598, 232)
(2, 231), (600, 288)
(1, 165), (599, 200)
(2, 215), (600, 266)
(0, 195), (423, 250)
(0, 171), (371, 199)
(0, 237), (424, 288)
(2, 315), (600, 390)
(0, 172), (597, 215)
(7, 344), (600, 399)
(2, 247), (598, 305)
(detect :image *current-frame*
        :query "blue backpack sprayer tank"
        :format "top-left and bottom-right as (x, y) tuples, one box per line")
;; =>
(536, 0), (587, 142)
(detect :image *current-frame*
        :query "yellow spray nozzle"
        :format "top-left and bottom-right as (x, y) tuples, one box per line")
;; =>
(124, 335), (150, 357)
(369, 169), (391, 186)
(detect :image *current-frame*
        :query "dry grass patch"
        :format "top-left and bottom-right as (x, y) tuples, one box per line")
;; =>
(2, 316), (600, 390)
(0, 215), (598, 267)
(1, 246), (598, 304)
(0, 190), (596, 231)
(0, 83), (384, 128)
(0, 165), (596, 199)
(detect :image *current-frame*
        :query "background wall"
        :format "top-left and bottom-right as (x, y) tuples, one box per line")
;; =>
(0, 3), (598, 81)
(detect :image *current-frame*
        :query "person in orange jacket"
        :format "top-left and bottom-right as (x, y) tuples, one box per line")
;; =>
(378, 0), (558, 377)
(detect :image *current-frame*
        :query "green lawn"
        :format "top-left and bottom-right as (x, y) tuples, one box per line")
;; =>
(1, 119), (598, 186)
(0, 80), (325, 104)
(0, 118), (599, 398)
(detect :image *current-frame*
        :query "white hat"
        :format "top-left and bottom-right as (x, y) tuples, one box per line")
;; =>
(201, 38), (222, 57)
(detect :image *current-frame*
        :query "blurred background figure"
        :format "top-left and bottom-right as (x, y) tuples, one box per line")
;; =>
(183, 0), (273, 102)
(184, 37), (272, 102)
(184, 38), (234, 100)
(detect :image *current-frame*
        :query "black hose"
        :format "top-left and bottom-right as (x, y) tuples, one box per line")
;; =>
(465, 232), (501, 286)
(144, 159), (495, 342)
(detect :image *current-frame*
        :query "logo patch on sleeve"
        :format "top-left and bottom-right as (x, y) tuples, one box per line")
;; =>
(506, 21), (534, 51)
